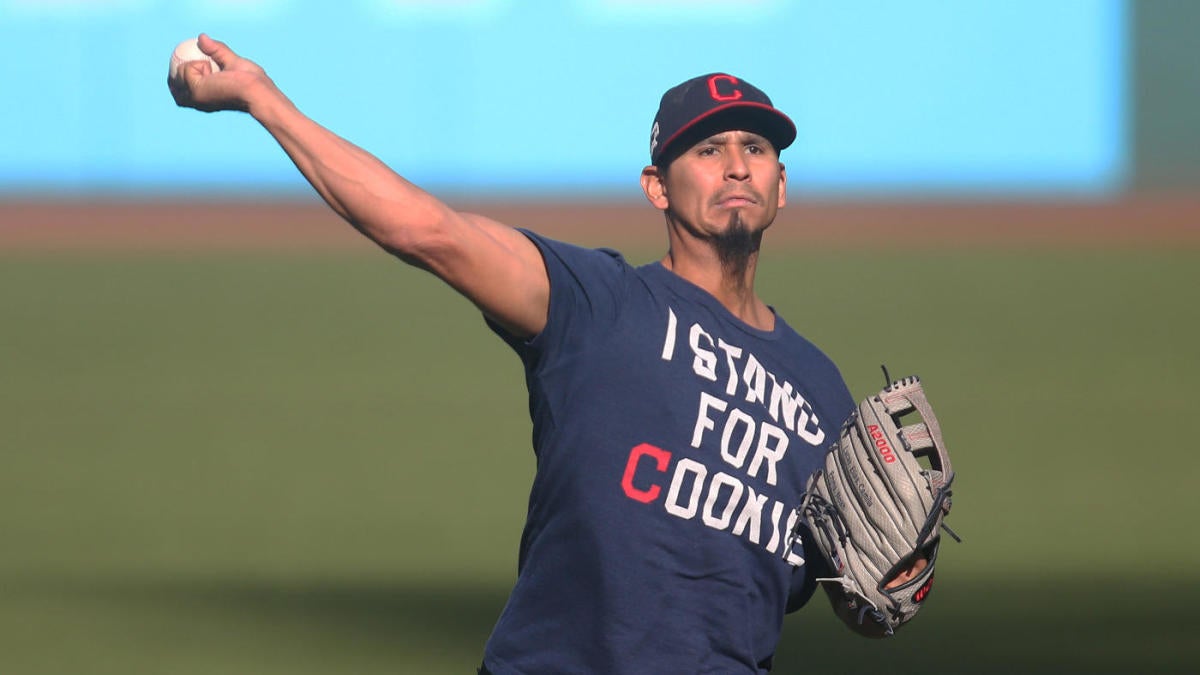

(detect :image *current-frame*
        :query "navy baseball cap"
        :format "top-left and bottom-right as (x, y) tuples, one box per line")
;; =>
(649, 73), (796, 166)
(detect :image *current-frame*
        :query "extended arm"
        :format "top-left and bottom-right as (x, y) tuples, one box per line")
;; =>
(169, 34), (548, 338)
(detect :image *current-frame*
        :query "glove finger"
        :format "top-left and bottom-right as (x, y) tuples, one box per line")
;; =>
(824, 438), (908, 568)
(855, 399), (934, 536)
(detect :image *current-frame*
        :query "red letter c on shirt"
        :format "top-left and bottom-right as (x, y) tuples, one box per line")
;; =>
(622, 443), (671, 503)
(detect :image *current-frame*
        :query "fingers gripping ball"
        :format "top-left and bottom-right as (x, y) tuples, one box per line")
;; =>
(795, 373), (961, 635)
(169, 38), (221, 81)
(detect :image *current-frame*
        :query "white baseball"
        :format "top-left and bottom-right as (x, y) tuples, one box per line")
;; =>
(169, 38), (221, 81)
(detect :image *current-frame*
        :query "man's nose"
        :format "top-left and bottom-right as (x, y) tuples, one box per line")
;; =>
(725, 148), (750, 180)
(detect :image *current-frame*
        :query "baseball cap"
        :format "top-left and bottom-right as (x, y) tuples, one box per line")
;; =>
(649, 73), (796, 166)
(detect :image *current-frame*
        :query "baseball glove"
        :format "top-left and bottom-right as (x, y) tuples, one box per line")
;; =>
(795, 371), (959, 636)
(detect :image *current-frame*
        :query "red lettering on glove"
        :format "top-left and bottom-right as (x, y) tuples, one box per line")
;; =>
(914, 574), (935, 603)
(867, 424), (897, 464)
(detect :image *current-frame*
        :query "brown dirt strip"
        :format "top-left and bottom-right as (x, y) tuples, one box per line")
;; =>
(0, 194), (1196, 253)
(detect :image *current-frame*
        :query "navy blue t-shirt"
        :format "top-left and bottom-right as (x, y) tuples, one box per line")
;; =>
(483, 232), (855, 674)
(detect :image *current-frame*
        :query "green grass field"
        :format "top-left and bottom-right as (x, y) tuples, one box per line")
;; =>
(2, 246), (1197, 674)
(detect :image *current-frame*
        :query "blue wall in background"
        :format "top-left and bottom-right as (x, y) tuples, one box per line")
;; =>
(0, 0), (1126, 198)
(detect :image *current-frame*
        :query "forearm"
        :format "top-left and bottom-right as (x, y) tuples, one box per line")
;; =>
(245, 81), (451, 255)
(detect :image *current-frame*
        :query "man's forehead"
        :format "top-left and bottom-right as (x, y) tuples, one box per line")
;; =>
(694, 129), (775, 147)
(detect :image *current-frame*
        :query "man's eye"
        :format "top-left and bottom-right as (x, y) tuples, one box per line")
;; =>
(747, 144), (763, 154)
(698, 147), (717, 156)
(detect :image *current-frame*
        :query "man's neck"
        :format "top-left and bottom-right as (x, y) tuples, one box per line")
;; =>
(661, 249), (775, 331)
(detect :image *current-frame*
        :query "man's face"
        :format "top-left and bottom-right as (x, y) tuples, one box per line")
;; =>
(647, 129), (787, 239)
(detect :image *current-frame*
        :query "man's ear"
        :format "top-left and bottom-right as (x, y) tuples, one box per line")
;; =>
(641, 165), (669, 210)
(777, 162), (787, 209)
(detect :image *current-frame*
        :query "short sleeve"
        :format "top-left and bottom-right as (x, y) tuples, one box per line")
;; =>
(486, 230), (632, 370)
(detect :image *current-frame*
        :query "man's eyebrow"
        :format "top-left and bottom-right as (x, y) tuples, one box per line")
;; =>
(703, 131), (770, 144)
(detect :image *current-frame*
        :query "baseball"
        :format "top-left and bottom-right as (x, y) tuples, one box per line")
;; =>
(169, 38), (220, 81)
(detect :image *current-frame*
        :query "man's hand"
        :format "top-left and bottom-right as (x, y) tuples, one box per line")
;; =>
(168, 34), (273, 113)
(885, 556), (928, 589)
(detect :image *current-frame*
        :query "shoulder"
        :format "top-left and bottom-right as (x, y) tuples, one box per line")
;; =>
(519, 230), (628, 271)
(519, 231), (644, 317)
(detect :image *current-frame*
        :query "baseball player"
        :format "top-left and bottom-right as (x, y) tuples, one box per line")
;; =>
(171, 34), (929, 674)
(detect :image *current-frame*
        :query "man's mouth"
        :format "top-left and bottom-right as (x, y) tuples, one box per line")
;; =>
(716, 194), (758, 208)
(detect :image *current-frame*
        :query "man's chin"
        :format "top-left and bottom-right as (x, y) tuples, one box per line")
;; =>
(711, 212), (762, 279)
(715, 211), (772, 238)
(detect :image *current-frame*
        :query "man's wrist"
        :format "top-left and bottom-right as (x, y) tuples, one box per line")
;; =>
(245, 79), (290, 122)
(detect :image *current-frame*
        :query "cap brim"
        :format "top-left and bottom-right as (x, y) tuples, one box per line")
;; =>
(654, 102), (796, 165)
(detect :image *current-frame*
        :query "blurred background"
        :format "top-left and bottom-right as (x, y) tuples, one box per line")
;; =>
(0, 0), (1136, 197)
(1, 1), (1197, 674)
